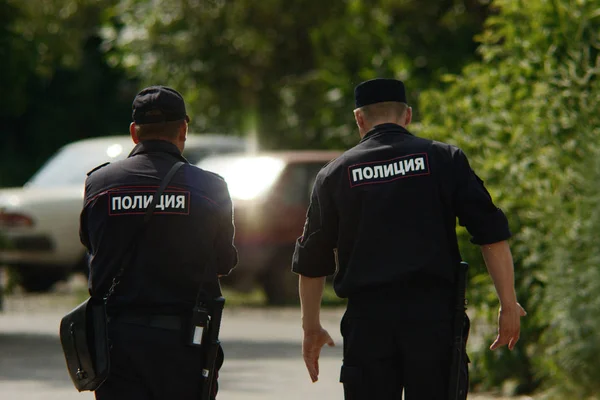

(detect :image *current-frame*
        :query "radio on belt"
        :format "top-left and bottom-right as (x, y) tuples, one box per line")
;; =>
(188, 306), (210, 347)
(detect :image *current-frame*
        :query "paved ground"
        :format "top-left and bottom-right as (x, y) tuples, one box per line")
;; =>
(0, 289), (533, 400)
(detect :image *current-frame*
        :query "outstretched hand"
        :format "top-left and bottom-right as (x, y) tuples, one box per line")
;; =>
(490, 303), (527, 351)
(303, 327), (335, 382)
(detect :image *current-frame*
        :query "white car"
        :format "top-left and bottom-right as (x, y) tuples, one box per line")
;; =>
(0, 134), (248, 291)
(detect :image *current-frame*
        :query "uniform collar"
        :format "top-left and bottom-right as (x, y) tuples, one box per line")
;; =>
(128, 139), (188, 162)
(360, 123), (413, 143)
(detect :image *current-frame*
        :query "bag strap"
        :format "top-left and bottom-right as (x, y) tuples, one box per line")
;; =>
(143, 161), (185, 224)
(104, 161), (185, 301)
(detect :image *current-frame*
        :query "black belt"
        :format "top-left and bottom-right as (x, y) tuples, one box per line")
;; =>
(111, 314), (184, 331)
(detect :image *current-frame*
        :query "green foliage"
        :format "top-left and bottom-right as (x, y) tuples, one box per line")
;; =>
(1, 0), (490, 187)
(107, 0), (490, 149)
(417, 0), (600, 394)
(215, 283), (345, 308)
(541, 150), (600, 399)
(0, 0), (137, 187)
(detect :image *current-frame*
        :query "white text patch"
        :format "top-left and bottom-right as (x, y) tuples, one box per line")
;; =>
(109, 190), (190, 216)
(348, 153), (430, 187)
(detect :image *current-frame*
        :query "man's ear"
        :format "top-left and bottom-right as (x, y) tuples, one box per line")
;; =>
(354, 109), (365, 130)
(178, 120), (188, 142)
(405, 107), (413, 126)
(130, 122), (140, 144)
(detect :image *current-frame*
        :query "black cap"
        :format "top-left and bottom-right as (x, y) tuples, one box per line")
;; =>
(132, 86), (189, 124)
(354, 78), (407, 108)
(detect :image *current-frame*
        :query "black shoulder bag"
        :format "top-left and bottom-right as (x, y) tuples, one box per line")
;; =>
(59, 161), (185, 392)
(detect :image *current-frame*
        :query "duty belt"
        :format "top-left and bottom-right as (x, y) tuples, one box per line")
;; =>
(111, 313), (183, 331)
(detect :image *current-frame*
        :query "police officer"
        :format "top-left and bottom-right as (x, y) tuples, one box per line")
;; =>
(292, 78), (526, 399)
(80, 86), (237, 400)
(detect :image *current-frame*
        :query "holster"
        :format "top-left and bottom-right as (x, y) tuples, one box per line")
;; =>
(448, 261), (470, 400)
(198, 296), (225, 400)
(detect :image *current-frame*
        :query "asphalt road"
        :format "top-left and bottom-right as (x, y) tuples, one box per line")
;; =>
(0, 290), (532, 400)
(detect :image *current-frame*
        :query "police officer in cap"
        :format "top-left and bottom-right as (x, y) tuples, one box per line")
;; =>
(80, 86), (237, 399)
(293, 78), (526, 399)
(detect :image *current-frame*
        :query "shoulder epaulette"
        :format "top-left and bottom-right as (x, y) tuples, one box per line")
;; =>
(209, 171), (226, 182)
(86, 162), (110, 176)
(197, 167), (226, 182)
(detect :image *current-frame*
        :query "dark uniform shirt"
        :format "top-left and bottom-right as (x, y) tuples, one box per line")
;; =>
(292, 123), (510, 317)
(80, 140), (237, 311)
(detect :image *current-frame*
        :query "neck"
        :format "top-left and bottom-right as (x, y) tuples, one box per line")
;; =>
(370, 119), (404, 129)
(144, 137), (184, 153)
(363, 121), (402, 134)
(360, 121), (406, 138)
(168, 139), (184, 153)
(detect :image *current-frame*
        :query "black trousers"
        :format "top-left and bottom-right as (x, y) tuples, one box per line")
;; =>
(95, 319), (223, 400)
(340, 313), (469, 400)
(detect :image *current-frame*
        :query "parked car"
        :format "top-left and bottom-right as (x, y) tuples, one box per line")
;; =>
(0, 134), (248, 292)
(197, 150), (342, 304)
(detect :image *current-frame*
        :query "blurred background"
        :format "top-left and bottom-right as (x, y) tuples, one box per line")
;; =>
(1, 0), (599, 399)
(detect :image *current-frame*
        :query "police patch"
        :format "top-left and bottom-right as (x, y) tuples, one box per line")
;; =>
(348, 153), (430, 187)
(108, 187), (190, 216)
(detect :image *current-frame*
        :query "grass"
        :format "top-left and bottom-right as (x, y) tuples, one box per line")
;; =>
(0, 233), (10, 250)
(221, 287), (267, 307)
(221, 284), (347, 308)
(322, 284), (348, 307)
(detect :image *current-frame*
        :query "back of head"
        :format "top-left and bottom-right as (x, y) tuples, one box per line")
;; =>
(359, 101), (409, 123)
(131, 86), (190, 141)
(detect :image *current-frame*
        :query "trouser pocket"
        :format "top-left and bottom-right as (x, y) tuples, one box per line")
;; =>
(459, 314), (471, 400)
(340, 365), (363, 400)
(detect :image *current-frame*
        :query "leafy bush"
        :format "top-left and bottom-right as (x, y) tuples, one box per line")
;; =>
(416, 0), (600, 394)
(541, 146), (600, 399)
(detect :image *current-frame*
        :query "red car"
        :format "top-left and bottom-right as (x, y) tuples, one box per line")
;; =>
(197, 150), (342, 304)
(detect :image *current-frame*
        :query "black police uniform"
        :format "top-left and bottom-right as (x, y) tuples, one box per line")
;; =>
(292, 81), (511, 399)
(80, 139), (237, 400)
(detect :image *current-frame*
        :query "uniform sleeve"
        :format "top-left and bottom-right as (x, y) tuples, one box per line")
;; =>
(79, 179), (91, 251)
(79, 163), (109, 253)
(453, 149), (511, 245)
(292, 172), (338, 277)
(215, 181), (238, 276)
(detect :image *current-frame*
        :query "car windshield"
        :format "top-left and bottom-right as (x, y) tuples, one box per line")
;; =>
(198, 155), (286, 200)
(25, 137), (246, 188)
(26, 140), (132, 188)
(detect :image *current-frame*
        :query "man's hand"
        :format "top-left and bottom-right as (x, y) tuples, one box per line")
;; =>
(490, 303), (527, 351)
(302, 327), (335, 382)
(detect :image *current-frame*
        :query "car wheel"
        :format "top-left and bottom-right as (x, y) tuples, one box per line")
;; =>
(16, 266), (69, 293)
(262, 250), (298, 306)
